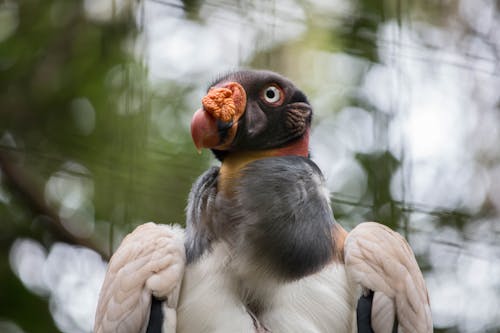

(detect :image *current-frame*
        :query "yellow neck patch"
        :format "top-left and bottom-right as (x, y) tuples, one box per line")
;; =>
(218, 151), (274, 197)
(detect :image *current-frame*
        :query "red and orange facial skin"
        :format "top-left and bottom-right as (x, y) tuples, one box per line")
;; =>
(190, 82), (246, 152)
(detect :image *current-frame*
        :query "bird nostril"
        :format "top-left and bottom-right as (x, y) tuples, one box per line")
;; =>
(217, 119), (233, 132)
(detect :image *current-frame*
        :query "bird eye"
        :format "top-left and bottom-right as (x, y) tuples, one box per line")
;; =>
(262, 85), (284, 106)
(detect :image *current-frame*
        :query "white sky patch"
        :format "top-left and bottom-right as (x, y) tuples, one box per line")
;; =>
(145, 17), (226, 82)
(44, 243), (106, 333)
(9, 240), (107, 333)
(44, 162), (95, 238)
(311, 106), (375, 216)
(304, 51), (369, 118)
(83, 0), (131, 22)
(143, 0), (307, 84)
(459, 0), (498, 36)
(9, 239), (49, 296)
(244, 0), (306, 47)
(397, 62), (478, 162)
(361, 20), (500, 215)
(427, 231), (500, 331)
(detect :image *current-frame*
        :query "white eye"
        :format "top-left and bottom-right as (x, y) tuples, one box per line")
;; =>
(262, 85), (282, 105)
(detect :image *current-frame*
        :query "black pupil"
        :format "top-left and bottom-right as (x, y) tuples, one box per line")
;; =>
(266, 88), (276, 99)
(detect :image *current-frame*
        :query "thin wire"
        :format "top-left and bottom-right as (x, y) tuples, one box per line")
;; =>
(146, 0), (184, 10)
(330, 191), (470, 219)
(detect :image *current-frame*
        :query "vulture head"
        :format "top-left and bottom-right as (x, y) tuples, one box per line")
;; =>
(187, 70), (336, 281)
(191, 70), (312, 160)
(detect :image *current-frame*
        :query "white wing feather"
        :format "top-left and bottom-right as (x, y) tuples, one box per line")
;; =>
(94, 222), (185, 333)
(344, 222), (432, 333)
(371, 291), (396, 332)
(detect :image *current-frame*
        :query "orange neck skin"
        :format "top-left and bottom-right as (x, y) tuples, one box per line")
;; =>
(271, 128), (310, 158)
(218, 130), (310, 196)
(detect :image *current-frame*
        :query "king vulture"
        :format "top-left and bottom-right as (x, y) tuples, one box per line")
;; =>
(94, 70), (432, 333)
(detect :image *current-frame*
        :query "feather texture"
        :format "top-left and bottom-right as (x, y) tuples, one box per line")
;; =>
(371, 291), (396, 333)
(344, 222), (432, 333)
(94, 223), (185, 333)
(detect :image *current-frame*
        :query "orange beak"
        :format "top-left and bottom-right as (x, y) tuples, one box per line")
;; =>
(190, 82), (246, 152)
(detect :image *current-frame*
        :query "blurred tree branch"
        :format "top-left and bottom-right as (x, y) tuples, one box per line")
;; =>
(0, 148), (107, 259)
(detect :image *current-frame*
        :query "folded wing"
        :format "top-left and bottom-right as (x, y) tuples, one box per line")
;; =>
(94, 222), (185, 333)
(344, 222), (432, 333)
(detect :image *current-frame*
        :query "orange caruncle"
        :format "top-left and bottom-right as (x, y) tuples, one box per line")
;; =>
(202, 87), (236, 122)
